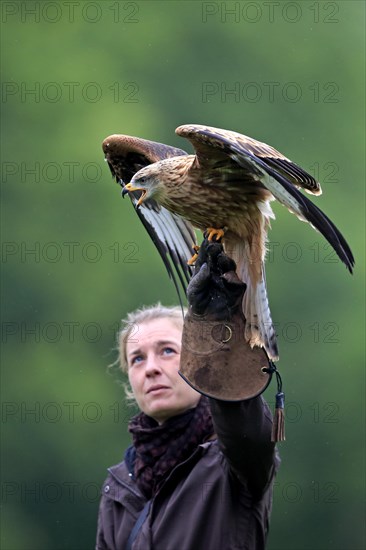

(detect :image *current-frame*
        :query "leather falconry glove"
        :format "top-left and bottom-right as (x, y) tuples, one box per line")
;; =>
(179, 236), (273, 402)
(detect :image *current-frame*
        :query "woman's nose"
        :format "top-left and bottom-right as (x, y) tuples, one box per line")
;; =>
(145, 354), (162, 375)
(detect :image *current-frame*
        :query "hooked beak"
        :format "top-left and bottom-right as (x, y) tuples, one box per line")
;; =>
(122, 183), (147, 207)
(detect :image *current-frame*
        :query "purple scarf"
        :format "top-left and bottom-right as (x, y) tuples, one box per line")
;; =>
(128, 397), (214, 498)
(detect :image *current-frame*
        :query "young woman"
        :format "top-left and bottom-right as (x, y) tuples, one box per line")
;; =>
(96, 303), (279, 550)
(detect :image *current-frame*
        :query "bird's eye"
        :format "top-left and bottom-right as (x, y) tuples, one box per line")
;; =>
(139, 176), (146, 184)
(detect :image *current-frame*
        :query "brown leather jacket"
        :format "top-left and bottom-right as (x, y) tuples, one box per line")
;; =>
(96, 396), (280, 550)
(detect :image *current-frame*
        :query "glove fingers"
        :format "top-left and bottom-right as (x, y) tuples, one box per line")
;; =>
(194, 239), (214, 272)
(188, 262), (210, 291)
(187, 263), (213, 315)
(221, 272), (247, 304)
(221, 271), (246, 289)
(216, 252), (237, 274)
(188, 236), (246, 315)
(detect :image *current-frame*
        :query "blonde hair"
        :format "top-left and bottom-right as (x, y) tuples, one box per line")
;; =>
(117, 303), (185, 403)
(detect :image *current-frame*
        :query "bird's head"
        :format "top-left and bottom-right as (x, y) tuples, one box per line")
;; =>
(123, 156), (190, 207)
(122, 162), (167, 207)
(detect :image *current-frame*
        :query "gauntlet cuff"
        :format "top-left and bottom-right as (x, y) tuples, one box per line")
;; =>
(179, 307), (272, 401)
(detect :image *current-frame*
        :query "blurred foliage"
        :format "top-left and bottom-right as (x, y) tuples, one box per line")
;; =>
(1, 1), (365, 549)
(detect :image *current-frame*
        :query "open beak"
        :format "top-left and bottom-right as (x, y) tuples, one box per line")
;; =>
(123, 183), (147, 207)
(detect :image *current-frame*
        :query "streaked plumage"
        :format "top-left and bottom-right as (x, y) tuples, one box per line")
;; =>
(102, 134), (196, 303)
(103, 125), (354, 360)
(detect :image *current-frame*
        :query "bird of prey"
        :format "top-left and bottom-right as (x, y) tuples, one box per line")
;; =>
(102, 133), (197, 302)
(103, 125), (354, 361)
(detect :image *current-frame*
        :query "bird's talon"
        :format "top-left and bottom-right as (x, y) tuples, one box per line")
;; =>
(187, 252), (199, 266)
(206, 228), (225, 242)
(187, 244), (200, 265)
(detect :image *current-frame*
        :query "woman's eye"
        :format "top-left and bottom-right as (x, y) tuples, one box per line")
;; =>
(162, 347), (175, 355)
(130, 355), (143, 366)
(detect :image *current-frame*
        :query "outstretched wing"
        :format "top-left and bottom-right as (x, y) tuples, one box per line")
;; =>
(103, 134), (197, 300)
(176, 124), (354, 273)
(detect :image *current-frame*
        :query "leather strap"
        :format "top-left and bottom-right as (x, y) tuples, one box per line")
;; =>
(125, 500), (151, 550)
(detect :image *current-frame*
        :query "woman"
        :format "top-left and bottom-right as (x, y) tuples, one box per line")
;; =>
(96, 303), (279, 550)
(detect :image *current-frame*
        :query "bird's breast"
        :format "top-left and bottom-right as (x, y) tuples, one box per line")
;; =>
(160, 190), (269, 237)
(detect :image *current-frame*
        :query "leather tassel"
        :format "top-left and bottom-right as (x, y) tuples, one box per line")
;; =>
(272, 389), (285, 442)
(264, 362), (286, 442)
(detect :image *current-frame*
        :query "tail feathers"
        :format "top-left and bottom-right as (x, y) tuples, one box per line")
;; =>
(243, 276), (279, 361)
(225, 238), (278, 360)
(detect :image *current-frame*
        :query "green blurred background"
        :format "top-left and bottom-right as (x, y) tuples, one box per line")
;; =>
(1, 1), (365, 549)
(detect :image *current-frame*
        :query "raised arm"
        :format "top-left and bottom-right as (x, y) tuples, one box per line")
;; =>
(209, 396), (277, 498)
(179, 237), (279, 498)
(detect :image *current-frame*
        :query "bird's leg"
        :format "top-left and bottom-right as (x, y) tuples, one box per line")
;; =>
(187, 228), (227, 265)
(206, 227), (226, 242)
(187, 245), (200, 266)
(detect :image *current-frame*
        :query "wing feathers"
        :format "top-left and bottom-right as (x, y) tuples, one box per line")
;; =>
(262, 157), (321, 195)
(253, 160), (355, 273)
(134, 203), (189, 303)
(103, 135), (196, 299)
(177, 124), (321, 195)
(178, 125), (354, 273)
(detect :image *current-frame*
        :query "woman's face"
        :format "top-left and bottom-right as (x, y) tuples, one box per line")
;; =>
(125, 318), (200, 424)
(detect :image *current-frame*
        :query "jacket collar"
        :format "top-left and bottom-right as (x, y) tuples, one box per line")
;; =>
(106, 440), (216, 504)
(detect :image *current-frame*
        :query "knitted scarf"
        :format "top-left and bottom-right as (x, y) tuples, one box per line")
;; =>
(128, 397), (214, 499)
